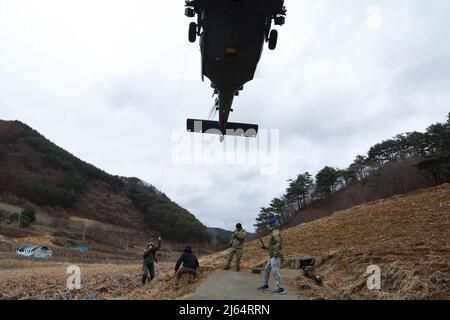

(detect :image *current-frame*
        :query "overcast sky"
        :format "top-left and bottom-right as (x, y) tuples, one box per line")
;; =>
(1, 0), (449, 232)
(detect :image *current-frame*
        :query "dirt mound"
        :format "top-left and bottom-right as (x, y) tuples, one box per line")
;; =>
(202, 184), (450, 299)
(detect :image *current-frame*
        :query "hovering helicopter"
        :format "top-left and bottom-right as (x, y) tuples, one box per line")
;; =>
(184, 0), (287, 140)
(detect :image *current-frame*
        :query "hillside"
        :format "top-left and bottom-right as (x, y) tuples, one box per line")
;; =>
(202, 184), (450, 299)
(0, 120), (209, 243)
(255, 114), (450, 235)
(1, 184), (448, 300)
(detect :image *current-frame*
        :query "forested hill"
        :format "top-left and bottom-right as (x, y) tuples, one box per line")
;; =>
(0, 120), (209, 243)
(256, 113), (450, 232)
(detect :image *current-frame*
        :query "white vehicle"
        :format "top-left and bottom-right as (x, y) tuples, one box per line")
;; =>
(15, 245), (53, 258)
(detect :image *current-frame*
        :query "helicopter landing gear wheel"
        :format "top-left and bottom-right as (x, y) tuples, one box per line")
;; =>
(185, 8), (195, 18)
(274, 16), (285, 26)
(189, 22), (197, 43)
(268, 29), (278, 50)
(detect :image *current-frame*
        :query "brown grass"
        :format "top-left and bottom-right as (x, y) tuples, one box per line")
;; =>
(0, 259), (215, 300)
(1, 184), (449, 300)
(201, 184), (450, 299)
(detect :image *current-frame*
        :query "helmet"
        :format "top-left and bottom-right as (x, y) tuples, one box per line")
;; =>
(267, 218), (278, 226)
(236, 223), (242, 229)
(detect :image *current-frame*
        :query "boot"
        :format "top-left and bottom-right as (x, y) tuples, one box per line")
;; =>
(141, 274), (147, 285)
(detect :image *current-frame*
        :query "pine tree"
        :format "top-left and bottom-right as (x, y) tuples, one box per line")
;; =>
(286, 172), (313, 209)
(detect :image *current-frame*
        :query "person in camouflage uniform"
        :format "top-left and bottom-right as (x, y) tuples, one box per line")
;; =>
(142, 236), (162, 285)
(224, 223), (247, 271)
(258, 218), (285, 294)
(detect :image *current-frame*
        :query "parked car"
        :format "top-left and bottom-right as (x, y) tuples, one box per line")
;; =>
(16, 245), (53, 258)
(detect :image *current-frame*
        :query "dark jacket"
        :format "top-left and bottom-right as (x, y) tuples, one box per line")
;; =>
(175, 248), (199, 271)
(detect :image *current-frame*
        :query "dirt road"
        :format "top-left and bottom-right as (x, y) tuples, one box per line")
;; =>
(182, 269), (302, 300)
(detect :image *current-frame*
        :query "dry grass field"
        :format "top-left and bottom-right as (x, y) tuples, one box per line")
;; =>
(1, 184), (449, 300)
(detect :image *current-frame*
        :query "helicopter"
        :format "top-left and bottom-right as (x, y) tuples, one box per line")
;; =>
(184, 0), (287, 140)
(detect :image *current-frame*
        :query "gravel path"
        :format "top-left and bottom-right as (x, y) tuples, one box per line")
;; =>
(183, 269), (302, 300)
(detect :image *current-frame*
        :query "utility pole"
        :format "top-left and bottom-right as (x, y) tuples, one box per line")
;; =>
(82, 224), (86, 241)
(16, 211), (22, 230)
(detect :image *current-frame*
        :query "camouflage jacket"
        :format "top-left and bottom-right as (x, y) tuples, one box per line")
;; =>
(230, 229), (247, 249)
(269, 228), (283, 259)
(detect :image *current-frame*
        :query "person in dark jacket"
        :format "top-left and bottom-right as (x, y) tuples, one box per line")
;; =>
(174, 246), (199, 289)
(142, 236), (162, 284)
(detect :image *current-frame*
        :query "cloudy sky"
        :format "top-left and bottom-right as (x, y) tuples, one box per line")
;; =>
(1, 0), (449, 232)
